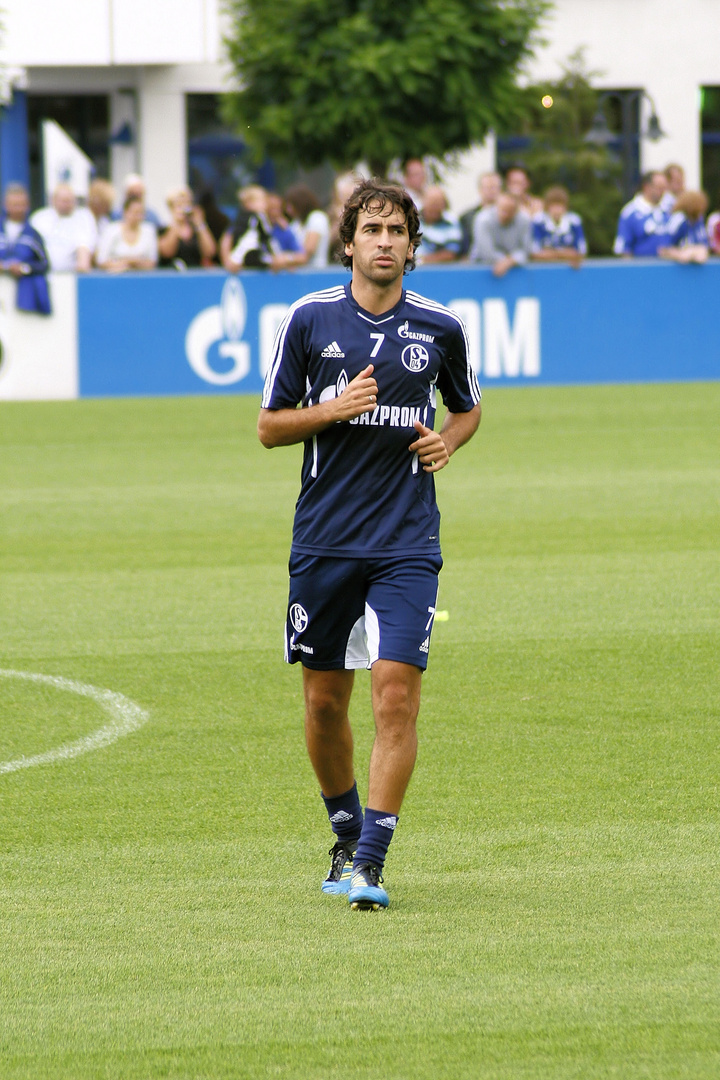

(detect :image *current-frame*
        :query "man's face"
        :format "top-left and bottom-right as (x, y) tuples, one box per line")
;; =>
(667, 167), (684, 196)
(243, 188), (267, 216)
(403, 160), (426, 192)
(479, 174), (501, 205)
(496, 193), (518, 226)
(53, 186), (76, 216)
(546, 200), (566, 224)
(421, 188), (445, 224)
(266, 194), (283, 223)
(505, 169), (529, 197)
(345, 203), (413, 285)
(4, 190), (29, 222)
(644, 173), (667, 205)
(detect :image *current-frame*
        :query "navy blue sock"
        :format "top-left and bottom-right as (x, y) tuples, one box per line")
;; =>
(353, 808), (398, 871)
(321, 782), (363, 846)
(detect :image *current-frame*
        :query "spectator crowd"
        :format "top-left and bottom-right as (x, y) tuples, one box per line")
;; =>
(1, 159), (719, 314)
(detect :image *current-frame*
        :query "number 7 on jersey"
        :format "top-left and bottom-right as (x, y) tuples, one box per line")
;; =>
(369, 333), (385, 358)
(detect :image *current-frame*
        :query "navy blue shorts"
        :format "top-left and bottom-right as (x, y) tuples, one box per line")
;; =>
(285, 552), (443, 671)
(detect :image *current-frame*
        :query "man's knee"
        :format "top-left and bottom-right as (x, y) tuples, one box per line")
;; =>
(304, 669), (353, 727)
(372, 663), (421, 733)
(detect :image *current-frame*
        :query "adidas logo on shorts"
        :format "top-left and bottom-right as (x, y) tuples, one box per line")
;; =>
(321, 341), (345, 358)
(419, 637), (430, 653)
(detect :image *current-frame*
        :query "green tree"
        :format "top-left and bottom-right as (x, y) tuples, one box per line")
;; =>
(509, 51), (624, 254)
(223, 0), (549, 178)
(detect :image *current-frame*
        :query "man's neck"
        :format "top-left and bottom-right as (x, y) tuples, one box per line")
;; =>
(350, 276), (403, 316)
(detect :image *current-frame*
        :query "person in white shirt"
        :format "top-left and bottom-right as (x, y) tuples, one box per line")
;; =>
(95, 195), (158, 272)
(111, 173), (163, 228)
(30, 183), (97, 272)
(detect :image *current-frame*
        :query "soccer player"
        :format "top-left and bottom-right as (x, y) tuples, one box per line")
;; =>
(258, 179), (481, 910)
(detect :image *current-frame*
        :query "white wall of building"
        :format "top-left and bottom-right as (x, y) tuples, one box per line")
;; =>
(0, 0), (221, 67)
(2, 0), (720, 213)
(527, 0), (720, 188)
(0, 0), (232, 217)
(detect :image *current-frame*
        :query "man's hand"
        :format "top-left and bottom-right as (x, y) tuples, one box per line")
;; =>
(258, 364), (378, 447)
(333, 364), (379, 422)
(492, 255), (516, 278)
(408, 420), (449, 473)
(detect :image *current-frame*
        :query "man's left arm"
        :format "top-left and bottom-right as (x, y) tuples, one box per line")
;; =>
(410, 316), (482, 470)
(409, 404), (481, 473)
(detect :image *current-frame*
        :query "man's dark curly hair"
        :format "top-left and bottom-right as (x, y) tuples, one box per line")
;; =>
(338, 178), (422, 273)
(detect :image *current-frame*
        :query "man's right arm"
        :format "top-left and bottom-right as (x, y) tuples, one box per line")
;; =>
(614, 212), (634, 257)
(258, 364), (379, 448)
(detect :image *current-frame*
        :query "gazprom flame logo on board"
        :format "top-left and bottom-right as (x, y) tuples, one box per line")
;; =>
(185, 277), (250, 385)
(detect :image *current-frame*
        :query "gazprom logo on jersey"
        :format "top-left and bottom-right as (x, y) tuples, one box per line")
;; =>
(185, 277), (251, 385)
(449, 297), (541, 378)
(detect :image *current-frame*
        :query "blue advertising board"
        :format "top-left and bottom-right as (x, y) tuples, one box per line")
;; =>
(77, 260), (720, 397)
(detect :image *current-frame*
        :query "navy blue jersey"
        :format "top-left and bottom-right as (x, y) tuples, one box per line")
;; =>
(262, 282), (480, 557)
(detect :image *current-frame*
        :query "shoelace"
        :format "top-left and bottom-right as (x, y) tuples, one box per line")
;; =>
(327, 842), (355, 880)
(355, 863), (384, 887)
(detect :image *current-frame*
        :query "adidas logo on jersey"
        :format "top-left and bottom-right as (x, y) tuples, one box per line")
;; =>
(329, 810), (354, 824)
(419, 637), (430, 653)
(321, 341), (345, 358)
(375, 816), (397, 830)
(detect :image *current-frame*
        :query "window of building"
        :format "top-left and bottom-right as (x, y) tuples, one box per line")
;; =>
(186, 94), (335, 219)
(27, 94), (109, 209)
(187, 93), (275, 219)
(496, 88), (640, 201)
(701, 86), (720, 207)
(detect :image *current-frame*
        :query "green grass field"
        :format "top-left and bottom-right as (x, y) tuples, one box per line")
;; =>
(1, 383), (718, 1079)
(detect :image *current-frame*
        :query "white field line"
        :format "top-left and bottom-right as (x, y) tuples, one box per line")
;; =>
(0, 669), (149, 775)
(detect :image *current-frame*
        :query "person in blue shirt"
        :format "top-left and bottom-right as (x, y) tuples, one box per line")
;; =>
(259, 178), (481, 911)
(614, 171), (671, 257)
(0, 184), (51, 315)
(418, 186), (462, 264)
(659, 190), (710, 264)
(531, 186), (587, 268)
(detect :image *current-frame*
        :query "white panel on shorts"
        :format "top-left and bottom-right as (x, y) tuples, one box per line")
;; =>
(344, 615), (369, 669)
(365, 603), (380, 667)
